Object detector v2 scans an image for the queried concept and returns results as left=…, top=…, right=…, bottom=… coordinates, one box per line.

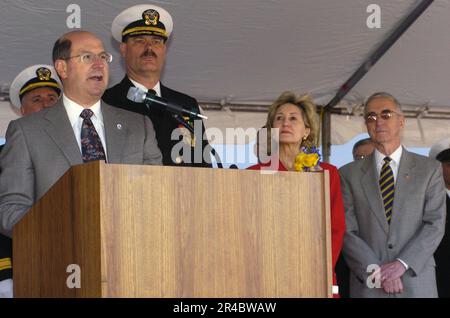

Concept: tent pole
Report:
left=321, top=109, right=331, bottom=163
left=321, top=0, right=433, bottom=162
left=324, top=0, right=433, bottom=111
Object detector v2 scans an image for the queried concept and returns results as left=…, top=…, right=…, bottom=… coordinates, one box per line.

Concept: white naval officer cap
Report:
left=9, top=64, right=62, bottom=109
left=429, top=137, right=450, bottom=162
left=111, top=4, right=173, bottom=43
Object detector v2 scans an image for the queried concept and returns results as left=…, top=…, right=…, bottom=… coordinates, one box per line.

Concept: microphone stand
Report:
left=171, top=114, right=223, bottom=169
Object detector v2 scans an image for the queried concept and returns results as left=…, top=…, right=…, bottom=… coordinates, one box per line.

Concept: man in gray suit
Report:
left=0, top=30, right=162, bottom=238
left=340, top=92, right=446, bottom=297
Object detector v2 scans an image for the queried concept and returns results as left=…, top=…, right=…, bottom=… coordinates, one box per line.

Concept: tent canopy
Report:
left=1, top=0, right=449, bottom=146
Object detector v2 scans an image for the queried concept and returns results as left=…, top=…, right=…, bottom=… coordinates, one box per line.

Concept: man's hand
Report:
left=380, top=260, right=407, bottom=282
left=381, top=277, right=404, bottom=294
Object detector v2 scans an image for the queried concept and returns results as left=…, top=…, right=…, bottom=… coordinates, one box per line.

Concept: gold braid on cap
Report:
left=122, top=26, right=168, bottom=38
left=19, top=82, right=60, bottom=96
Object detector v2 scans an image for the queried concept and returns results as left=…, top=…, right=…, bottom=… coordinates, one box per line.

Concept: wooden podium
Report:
left=13, top=162, right=332, bottom=298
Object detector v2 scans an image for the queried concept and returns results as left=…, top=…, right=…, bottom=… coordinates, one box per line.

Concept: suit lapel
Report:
left=43, top=101, right=83, bottom=166
left=122, top=77, right=135, bottom=94
left=160, top=83, right=168, bottom=98
left=390, top=148, right=416, bottom=229
left=102, top=103, right=126, bottom=163
left=361, top=154, right=389, bottom=234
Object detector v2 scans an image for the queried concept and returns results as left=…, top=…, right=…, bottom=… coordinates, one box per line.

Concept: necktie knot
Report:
left=383, top=157, right=392, bottom=164
left=80, top=109, right=94, bottom=120
left=148, top=89, right=157, bottom=96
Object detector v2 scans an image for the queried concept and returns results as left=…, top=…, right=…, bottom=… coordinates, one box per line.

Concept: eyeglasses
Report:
left=65, top=52, right=113, bottom=64
left=365, top=109, right=401, bottom=123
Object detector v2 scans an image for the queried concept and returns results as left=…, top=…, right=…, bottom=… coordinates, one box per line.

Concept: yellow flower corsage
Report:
left=294, top=147, right=321, bottom=172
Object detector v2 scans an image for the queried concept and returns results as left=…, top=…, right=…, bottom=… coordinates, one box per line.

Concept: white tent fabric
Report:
left=1, top=0, right=449, bottom=146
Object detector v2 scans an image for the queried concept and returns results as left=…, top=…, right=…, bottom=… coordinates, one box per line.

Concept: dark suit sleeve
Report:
left=0, top=120, right=35, bottom=237
left=196, top=103, right=214, bottom=167
left=0, top=234, right=12, bottom=281
left=161, top=86, right=213, bottom=167
left=175, top=99, right=213, bottom=167
left=397, top=163, right=446, bottom=275
left=194, top=116, right=214, bottom=167
left=435, top=196, right=450, bottom=297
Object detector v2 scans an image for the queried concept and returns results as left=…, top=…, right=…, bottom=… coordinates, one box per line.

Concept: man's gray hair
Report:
left=364, top=92, right=403, bottom=115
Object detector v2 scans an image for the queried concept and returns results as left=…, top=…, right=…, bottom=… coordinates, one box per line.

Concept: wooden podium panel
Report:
left=14, top=162, right=332, bottom=297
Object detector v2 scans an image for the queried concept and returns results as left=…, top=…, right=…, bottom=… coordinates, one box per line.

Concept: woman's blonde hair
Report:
left=264, top=91, right=319, bottom=155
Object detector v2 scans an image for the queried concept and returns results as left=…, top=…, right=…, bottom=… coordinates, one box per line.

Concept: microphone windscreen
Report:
left=127, top=87, right=146, bottom=103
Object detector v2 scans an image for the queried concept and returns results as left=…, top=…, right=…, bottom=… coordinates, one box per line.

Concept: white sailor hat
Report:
left=9, top=64, right=62, bottom=109
left=429, top=137, right=450, bottom=162
left=111, top=4, right=173, bottom=43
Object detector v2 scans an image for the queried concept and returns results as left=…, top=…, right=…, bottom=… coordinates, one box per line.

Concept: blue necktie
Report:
left=80, top=109, right=106, bottom=163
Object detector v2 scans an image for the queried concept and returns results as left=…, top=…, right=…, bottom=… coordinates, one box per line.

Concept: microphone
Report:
left=127, top=87, right=207, bottom=120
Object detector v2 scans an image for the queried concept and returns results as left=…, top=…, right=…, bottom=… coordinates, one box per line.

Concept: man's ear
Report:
left=54, top=60, right=68, bottom=80
left=119, top=42, right=127, bottom=58
left=399, top=115, right=406, bottom=129
left=20, top=106, right=26, bottom=116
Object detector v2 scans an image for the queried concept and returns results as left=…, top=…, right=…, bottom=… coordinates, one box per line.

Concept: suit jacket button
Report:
left=388, top=244, right=394, bottom=249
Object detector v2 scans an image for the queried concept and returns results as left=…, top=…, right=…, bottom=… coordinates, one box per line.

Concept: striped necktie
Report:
left=80, top=109, right=106, bottom=163
left=379, top=157, right=394, bottom=224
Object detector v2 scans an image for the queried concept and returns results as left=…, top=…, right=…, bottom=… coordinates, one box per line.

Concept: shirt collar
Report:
left=374, top=145, right=403, bottom=167
left=63, top=94, right=103, bottom=126
left=446, top=188, right=450, bottom=198
left=128, top=78, right=161, bottom=97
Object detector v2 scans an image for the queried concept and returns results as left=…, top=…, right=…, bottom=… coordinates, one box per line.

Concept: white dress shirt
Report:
left=129, top=79, right=162, bottom=97
left=446, top=188, right=450, bottom=198
left=374, top=146, right=409, bottom=270
left=63, top=94, right=108, bottom=160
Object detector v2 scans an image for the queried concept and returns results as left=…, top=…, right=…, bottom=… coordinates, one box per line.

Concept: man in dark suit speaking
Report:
left=0, top=30, right=162, bottom=238
left=103, top=4, right=212, bottom=167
